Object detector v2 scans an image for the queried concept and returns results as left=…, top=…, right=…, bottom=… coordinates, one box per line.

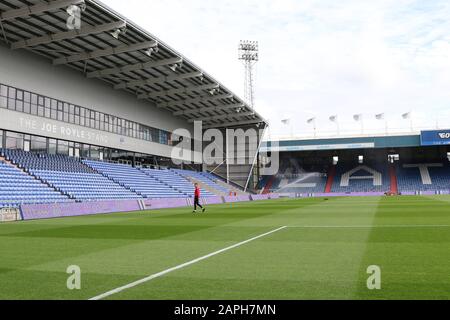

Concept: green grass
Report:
left=0, top=196, right=449, bottom=300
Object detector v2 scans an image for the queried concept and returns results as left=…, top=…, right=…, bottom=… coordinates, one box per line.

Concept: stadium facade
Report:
left=259, top=130, right=450, bottom=196
left=0, top=0, right=269, bottom=219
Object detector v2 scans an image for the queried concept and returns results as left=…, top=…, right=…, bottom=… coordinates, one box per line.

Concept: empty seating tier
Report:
left=331, top=164, right=390, bottom=193
left=397, top=163, right=450, bottom=192
left=31, top=171, right=141, bottom=201
left=3, top=149, right=140, bottom=202
left=0, top=149, right=243, bottom=207
left=84, top=160, right=186, bottom=199
left=271, top=173, right=328, bottom=194
left=3, top=149, right=94, bottom=173
left=172, top=169, right=230, bottom=194
left=0, top=160, right=71, bottom=207
left=142, top=168, right=215, bottom=197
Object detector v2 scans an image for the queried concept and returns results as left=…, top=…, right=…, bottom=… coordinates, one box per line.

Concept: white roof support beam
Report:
left=159, top=93, right=233, bottom=109
left=174, top=103, right=245, bottom=116
left=188, top=111, right=255, bottom=123
left=11, top=20, right=126, bottom=50
left=0, top=0, right=85, bottom=21
left=88, top=56, right=182, bottom=79
left=116, top=70, right=202, bottom=90
left=203, top=119, right=264, bottom=130
left=53, top=40, right=158, bottom=65
left=138, top=83, right=219, bottom=100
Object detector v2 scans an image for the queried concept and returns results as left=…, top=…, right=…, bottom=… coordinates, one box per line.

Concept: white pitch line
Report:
left=89, top=226, right=287, bottom=301
left=287, top=225, right=450, bottom=229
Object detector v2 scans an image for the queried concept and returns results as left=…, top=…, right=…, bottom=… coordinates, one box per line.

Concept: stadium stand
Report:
left=3, top=149, right=140, bottom=201
left=397, top=163, right=450, bottom=192
left=271, top=173, right=328, bottom=194
left=0, top=153, right=71, bottom=207
left=172, top=169, right=231, bottom=195
left=261, top=157, right=329, bottom=194
left=263, top=159, right=393, bottom=194
left=141, top=168, right=215, bottom=197
left=0, top=148, right=237, bottom=206
left=331, top=163, right=390, bottom=193
left=84, top=160, right=190, bottom=198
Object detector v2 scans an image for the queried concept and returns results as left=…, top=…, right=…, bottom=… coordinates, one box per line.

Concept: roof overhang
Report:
left=0, top=0, right=267, bottom=129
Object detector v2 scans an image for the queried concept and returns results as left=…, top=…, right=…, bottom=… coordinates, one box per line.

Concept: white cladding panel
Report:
left=0, top=109, right=201, bottom=163
left=0, top=43, right=192, bottom=134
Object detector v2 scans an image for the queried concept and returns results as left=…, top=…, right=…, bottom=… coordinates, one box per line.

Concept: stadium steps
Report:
left=3, top=157, right=71, bottom=199
left=325, top=165, right=336, bottom=193
left=389, top=164, right=399, bottom=194
left=262, top=176, right=275, bottom=194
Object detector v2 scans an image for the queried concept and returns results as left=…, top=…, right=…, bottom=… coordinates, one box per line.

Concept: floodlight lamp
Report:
left=388, top=154, right=400, bottom=163
left=110, top=29, right=121, bottom=39
left=333, top=156, right=339, bottom=165
left=169, top=64, right=178, bottom=72
left=144, top=48, right=154, bottom=57
left=110, top=26, right=126, bottom=39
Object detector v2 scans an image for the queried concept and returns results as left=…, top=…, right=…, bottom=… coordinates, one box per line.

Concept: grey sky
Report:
left=103, top=0, right=450, bottom=138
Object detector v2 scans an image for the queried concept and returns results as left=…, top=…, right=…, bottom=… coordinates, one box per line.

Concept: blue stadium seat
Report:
left=0, top=158, right=72, bottom=208
left=331, top=163, right=390, bottom=193
left=142, top=168, right=215, bottom=197
left=0, top=149, right=237, bottom=206
left=397, top=163, right=450, bottom=192
left=172, top=169, right=230, bottom=195
left=83, top=161, right=188, bottom=199
left=271, top=173, right=328, bottom=194
left=2, top=149, right=140, bottom=202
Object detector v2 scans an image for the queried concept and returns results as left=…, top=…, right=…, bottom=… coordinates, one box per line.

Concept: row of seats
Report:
left=172, top=169, right=230, bottom=194
left=397, top=163, right=450, bottom=192
left=0, top=149, right=241, bottom=207
left=30, top=170, right=141, bottom=201
left=4, top=149, right=141, bottom=202
left=264, top=162, right=450, bottom=194
left=83, top=160, right=187, bottom=199
left=331, top=164, right=390, bottom=193
left=265, top=163, right=389, bottom=194
left=272, top=173, right=328, bottom=194
left=0, top=161, right=72, bottom=207
left=3, top=149, right=93, bottom=173
left=142, top=168, right=214, bottom=197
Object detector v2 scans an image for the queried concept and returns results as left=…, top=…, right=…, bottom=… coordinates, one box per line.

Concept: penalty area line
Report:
left=88, top=226, right=287, bottom=301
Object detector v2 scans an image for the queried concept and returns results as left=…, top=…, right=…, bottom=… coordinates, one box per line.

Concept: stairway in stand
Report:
left=389, top=164, right=399, bottom=194
left=324, top=165, right=336, bottom=193
left=262, top=176, right=275, bottom=194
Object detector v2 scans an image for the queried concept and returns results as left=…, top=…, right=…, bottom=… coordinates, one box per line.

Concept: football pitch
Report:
left=0, top=196, right=449, bottom=300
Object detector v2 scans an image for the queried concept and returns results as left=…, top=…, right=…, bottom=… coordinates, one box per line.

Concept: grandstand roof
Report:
left=0, top=0, right=266, bottom=129
left=261, top=133, right=423, bottom=152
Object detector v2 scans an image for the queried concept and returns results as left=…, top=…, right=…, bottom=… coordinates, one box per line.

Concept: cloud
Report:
left=103, top=0, right=450, bottom=138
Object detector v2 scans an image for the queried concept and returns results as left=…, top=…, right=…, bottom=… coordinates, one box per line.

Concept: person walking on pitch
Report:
left=193, top=183, right=206, bottom=213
